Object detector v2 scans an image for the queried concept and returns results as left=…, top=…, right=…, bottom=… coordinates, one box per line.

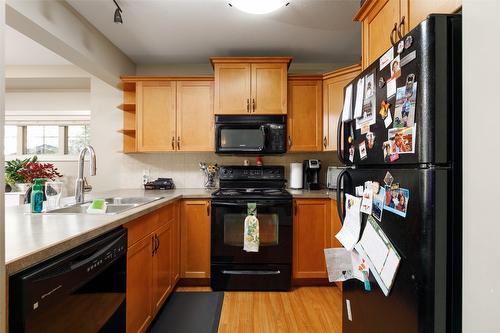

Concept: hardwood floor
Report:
left=176, top=286, right=343, bottom=333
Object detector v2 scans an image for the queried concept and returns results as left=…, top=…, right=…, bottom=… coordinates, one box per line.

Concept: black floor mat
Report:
left=149, top=292, right=224, bottom=333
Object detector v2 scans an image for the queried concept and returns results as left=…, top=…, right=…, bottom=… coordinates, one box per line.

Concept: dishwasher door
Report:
left=9, top=228, right=127, bottom=333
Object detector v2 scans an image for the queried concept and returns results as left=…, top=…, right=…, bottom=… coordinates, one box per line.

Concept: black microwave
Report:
left=215, top=115, right=287, bottom=154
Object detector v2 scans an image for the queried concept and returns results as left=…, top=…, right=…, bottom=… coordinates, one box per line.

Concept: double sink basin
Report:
left=45, top=196, right=164, bottom=215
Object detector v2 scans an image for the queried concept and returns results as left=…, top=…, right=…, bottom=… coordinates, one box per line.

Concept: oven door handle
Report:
left=211, top=201, right=289, bottom=207
left=221, top=270, right=281, bottom=275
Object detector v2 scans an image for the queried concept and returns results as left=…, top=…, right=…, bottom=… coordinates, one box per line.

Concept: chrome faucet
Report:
left=75, top=145, right=97, bottom=204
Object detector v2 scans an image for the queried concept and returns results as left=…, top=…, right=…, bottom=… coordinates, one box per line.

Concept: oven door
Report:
left=211, top=199, right=292, bottom=264
left=215, top=124, right=267, bottom=153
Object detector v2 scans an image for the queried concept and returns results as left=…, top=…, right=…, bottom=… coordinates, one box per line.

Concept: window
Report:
left=67, top=125, right=90, bottom=155
left=4, top=125, right=18, bottom=155
left=26, top=125, right=60, bottom=154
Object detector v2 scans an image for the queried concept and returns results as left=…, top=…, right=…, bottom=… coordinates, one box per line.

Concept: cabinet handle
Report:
left=152, top=235, right=155, bottom=256
left=177, top=136, right=181, bottom=150
left=294, top=201, right=297, bottom=216
left=171, top=136, right=175, bottom=150
left=397, top=16, right=405, bottom=40
left=288, top=135, right=292, bottom=148
left=390, top=22, right=398, bottom=46
left=156, top=234, right=160, bottom=251
left=246, top=99, right=250, bottom=113
left=323, top=136, right=328, bottom=148
left=206, top=202, right=210, bottom=216
left=252, top=99, right=256, bottom=113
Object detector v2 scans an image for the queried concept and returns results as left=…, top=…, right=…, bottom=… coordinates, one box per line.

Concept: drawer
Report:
left=156, top=202, right=177, bottom=229
left=125, top=212, right=159, bottom=247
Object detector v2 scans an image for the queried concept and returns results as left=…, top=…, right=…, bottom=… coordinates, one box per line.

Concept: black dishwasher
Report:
left=9, top=228, right=127, bottom=333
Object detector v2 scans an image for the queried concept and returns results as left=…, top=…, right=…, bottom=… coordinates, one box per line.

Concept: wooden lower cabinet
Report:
left=125, top=203, right=180, bottom=333
left=126, top=235, right=154, bottom=333
left=180, top=200, right=211, bottom=278
left=293, top=199, right=331, bottom=279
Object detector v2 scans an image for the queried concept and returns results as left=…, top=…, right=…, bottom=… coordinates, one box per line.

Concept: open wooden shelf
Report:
left=118, top=129, right=136, bottom=134
left=119, top=103, right=136, bottom=112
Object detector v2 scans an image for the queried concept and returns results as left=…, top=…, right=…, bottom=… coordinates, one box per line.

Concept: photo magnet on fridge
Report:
left=383, top=172, right=394, bottom=186
left=364, top=72, right=375, bottom=98
left=349, top=145, right=355, bottom=163
left=356, top=95, right=376, bottom=130
left=366, top=132, right=376, bottom=149
left=394, top=83, right=417, bottom=128
left=372, top=186, right=386, bottom=222
left=387, top=126, right=416, bottom=154
left=379, top=100, right=390, bottom=119
left=359, top=141, right=368, bottom=160
left=360, top=187, right=373, bottom=215
left=384, top=186, right=410, bottom=218
left=390, top=56, right=401, bottom=80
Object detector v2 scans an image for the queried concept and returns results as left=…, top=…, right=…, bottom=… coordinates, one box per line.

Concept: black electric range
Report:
left=210, top=166, right=292, bottom=291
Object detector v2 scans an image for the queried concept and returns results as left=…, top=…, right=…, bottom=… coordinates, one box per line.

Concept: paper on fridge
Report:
left=342, top=84, right=354, bottom=122
left=355, top=216, right=401, bottom=296
left=335, top=194, right=362, bottom=250
left=353, top=78, right=365, bottom=118
left=324, top=248, right=367, bottom=283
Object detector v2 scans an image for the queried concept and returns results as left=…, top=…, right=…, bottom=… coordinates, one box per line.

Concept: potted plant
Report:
left=19, top=161, right=63, bottom=204
left=4, top=156, right=38, bottom=192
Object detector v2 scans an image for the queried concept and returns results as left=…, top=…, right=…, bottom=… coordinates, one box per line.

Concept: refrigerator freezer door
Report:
left=339, top=15, right=461, bottom=166
left=340, top=167, right=452, bottom=333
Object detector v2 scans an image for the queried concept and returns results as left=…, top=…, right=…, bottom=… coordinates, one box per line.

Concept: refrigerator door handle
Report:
left=337, top=114, right=349, bottom=165
left=336, top=168, right=350, bottom=224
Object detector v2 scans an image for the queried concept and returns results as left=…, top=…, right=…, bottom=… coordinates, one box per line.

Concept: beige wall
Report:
left=462, top=1, right=500, bottom=331
left=0, top=1, right=6, bottom=330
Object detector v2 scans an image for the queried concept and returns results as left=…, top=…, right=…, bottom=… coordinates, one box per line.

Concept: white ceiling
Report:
left=67, top=0, right=361, bottom=65
left=5, top=26, right=71, bottom=65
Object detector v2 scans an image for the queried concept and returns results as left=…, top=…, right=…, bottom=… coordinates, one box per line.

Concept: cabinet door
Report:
left=406, top=0, right=461, bottom=30
left=251, top=63, right=288, bottom=114
left=136, top=81, right=176, bottom=152
left=214, top=63, right=251, bottom=114
left=176, top=81, right=214, bottom=151
left=323, top=66, right=361, bottom=151
left=152, top=221, right=173, bottom=313
left=172, top=205, right=180, bottom=284
left=180, top=200, right=211, bottom=278
left=126, top=235, right=154, bottom=333
left=362, top=0, right=401, bottom=68
left=293, top=199, right=331, bottom=279
left=287, top=79, right=323, bottom=151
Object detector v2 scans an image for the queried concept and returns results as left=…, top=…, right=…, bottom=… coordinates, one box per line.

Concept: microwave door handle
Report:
left=258, top=125, right=266, bottom=151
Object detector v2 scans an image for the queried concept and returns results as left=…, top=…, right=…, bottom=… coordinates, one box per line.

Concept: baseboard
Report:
left=178, top=278, right=211, bottom=286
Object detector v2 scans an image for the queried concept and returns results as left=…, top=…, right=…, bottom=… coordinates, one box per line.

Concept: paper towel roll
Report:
left=290, top=163, right=303, bottom=189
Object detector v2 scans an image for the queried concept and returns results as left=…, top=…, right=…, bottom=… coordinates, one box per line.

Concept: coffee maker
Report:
left=303, top=159, right=321, bottom=190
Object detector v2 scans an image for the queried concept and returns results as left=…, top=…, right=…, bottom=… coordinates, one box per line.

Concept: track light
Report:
left=113, top=0, right=123, bottom=24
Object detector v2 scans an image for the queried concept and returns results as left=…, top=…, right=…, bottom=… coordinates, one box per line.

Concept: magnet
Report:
left=372, top=181, right=380, bottom=194
left=389, top=153, right=400, bottom=162
left=397, top=40, right=405, bottom=54
left=379, top=100, right=391, bottom=119
left=390, top=183, right=400, bottom=190
left=348, top=136, right=353, bottom=144
left=348, top=145, right=355, bottom=163
left=384, top=172, right=394, bottom=186
left=366, top=132, right=376, bottom=149
left=378, top=76, right=386, bottom=88
left=405, top=74, right=415, bottom=97
left=359, top=141, right=368, bottom=160
left=404, top=35, right=413, bottom=49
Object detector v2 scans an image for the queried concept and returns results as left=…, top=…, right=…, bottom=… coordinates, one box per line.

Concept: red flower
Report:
left=19, top=162, right=63, bottom=184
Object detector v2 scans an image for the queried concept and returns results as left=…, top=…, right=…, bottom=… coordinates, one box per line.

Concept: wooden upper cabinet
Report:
left=180, top=200, right=211, bottom=278
left=293, top=199, right=331, bottom=279
left=136, top=81, right=176, bottom=152
left=323, top=64, right=362, bottom=152
left=214, top=63, right=251, bottom=114
left=287, top=77, right=323, bottom=152
left=407, top=0, right=462, bottom=30
left=212, top=57, right=292, bottom=115
left=176, top=80, right=214, bottom=151
left=355, top=0, right=462, bottom=69
left=251, top=63, right=288, bottom=114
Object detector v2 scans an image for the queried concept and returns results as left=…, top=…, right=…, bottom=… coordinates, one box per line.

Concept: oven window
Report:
left=223, top=213, right=279, bottom=247
left=220, top=128, right=264, bottom=150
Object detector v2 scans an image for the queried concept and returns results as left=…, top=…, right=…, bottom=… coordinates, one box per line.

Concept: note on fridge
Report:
left=353, top=78, right=365, bottom=118
left=324, top=248, right=367, bottom=283
left=335, top=194, right=362, bottom=251
left=355, top=216, right=401, bottom=296
left=342, top=84, right=354, bottom=122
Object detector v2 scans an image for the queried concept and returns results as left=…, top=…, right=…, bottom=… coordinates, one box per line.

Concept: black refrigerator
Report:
left=336, top=15, right=462, bottom=333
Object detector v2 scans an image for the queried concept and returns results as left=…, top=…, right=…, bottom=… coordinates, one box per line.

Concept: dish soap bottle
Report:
left=31, top=178, right=44, bottom=213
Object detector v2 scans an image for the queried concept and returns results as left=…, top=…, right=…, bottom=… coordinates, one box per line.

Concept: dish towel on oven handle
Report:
left=244, top=203, right=260, bottom=252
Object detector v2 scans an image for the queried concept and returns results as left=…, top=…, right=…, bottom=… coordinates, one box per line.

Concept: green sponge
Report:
left=86, top=199, right=107, bottom=214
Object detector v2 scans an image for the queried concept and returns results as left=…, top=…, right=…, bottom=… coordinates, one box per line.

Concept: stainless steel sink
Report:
left=45, top=196, right=163, bottom=215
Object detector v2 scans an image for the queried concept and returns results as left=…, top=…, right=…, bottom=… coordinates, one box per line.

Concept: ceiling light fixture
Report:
left=228, top=0, right=290, bottom=15
left=113, top=0, right=123, bottom=24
